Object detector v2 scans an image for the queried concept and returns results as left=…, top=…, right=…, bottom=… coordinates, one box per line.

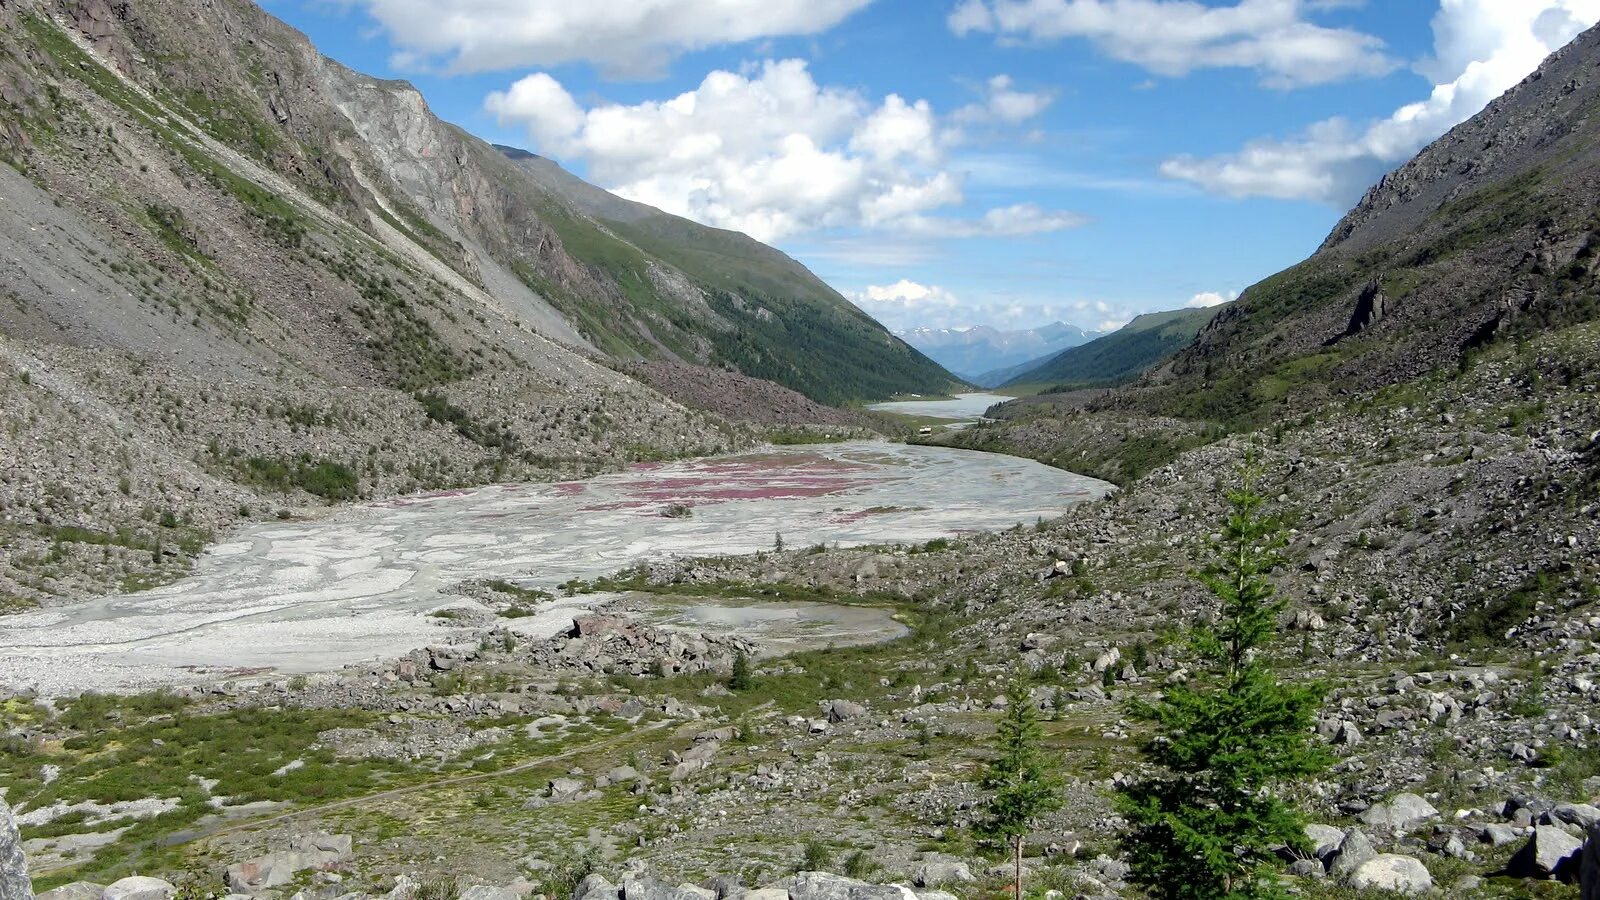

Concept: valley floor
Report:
left=5, top=321, right=1600, bottom=900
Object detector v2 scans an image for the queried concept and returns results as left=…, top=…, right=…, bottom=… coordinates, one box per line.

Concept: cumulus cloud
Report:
left=342, top=0, right=874, bottom=75
left=851, top=283, right=1137, bottom=332
left=1161, top=0, right=1600, bottom=203
left=952, top=75, right=1055, bottom=125
left=487, top=60, right=1083, bottom=242
left=948, top=0, right=1394, bottom=89
left=1186, top=289, right=1237, bottom=308
left=897, top=203, right=1090, bottom=237
left=850, top=280, right=963, bottom=329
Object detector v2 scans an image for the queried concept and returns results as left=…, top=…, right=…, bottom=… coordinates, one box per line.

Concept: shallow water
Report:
left=4, top=441, right=1110, bottom=695
left=865, top=392, right=1010, bottom=420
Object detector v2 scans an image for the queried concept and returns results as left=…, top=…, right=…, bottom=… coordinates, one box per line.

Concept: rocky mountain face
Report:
left=896, top=322, right=1094, bottom=384
left=0, top=0, right=951, bottom=607
left=946, top=22, right=1600, bottom=481
left=1122, top=22, right=1600, bottom=426
left=0, top=798, right=27, bottom=900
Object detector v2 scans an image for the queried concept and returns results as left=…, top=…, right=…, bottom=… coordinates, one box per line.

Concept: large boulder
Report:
left=573, top=874, right=619, bottom=900
left=1347, top=855, right=1433, bottom=896
left=910, top=860, right=973, bottom=888
left=1508, top=825, right=1583, bottom=881
left=1581, top=822, right=1599, bottom=900
left=225, top=833, right=353, bottom=894
left=459, top=886, right=527, bottom=900
left=826, top=701, right=867, bottom=723
left=1358, top=793, right=1439, bottom=831
left=788, top=873, right=908, bottom=900
left=1328, top=828, right=1377, bottom=878
left=35, top=885, right=104, bottom=900
left=620, top=873, right=711, bottom=900
left=1550, top=803, right=1600, bottom=830
left=1, top=799, right=29, bottom=900
left=1304, top=824, right=1345, bottom=860
left=101, top=877, right=176, bottom=900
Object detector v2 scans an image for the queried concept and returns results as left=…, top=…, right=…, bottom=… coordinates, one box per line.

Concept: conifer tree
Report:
left=977, top=676, right=1062, bottom=900
left=1116, top=467, right=1330, bottom=900
left=728, top=650, right=753, bottom=691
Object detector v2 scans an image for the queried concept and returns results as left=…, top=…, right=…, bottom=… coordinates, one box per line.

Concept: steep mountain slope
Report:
left=936, top=23, right=1600, bottom=484
left=895, top=321, right=1094, bottom=383
left=1121, top=24, right=1600, bottom=426
left=0, top=0, right=941, bottom=607
left=496, top=147, right=956, bottom=404
left=997, top=305, right=1224, bottom=389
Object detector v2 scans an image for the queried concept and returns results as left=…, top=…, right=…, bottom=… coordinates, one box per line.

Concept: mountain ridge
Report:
left=0, top=0, right=947, bottom=605
left=896, top=321, right=1095, bottom=383
left=996, top=305, right=1225, bottom=390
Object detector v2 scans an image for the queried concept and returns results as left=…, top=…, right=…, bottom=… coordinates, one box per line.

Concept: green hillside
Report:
left=1004, top=305, right=1225, bottom=391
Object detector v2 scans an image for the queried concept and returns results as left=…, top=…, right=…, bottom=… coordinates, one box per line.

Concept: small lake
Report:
left=0, top=441, right=1111, bottom=695
left=866, top=392, right=1011, bottom=420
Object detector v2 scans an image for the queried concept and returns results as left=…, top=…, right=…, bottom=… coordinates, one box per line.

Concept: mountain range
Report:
left=992, top=304, right=1227, bottom=390
left=894, top=322, right=1095, bottom=384
left=0, top=0, right=957, bottom=604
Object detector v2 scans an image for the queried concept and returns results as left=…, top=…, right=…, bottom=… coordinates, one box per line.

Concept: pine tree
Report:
left=976, top=676, right=1062, bottom=900
left=1116, top=467, right=1330, bottom=900
left=728, top=650, right=753, bottom=691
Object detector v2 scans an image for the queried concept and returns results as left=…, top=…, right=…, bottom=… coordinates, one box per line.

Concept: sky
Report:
left=263, top=0, right=1600, bottom=334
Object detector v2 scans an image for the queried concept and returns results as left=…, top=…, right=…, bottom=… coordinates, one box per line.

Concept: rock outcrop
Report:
left=0, top=799, right=30, bottom=900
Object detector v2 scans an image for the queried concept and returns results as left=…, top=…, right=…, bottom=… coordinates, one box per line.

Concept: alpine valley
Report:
left=1, top=3, right=1599, bottom=900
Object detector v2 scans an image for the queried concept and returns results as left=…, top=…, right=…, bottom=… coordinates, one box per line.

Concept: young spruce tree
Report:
left=977, top=676, right=1062, bottom=900
left=728, top=650, right=753, bottom=692
left=1116, top=467, right=1330, bottom=900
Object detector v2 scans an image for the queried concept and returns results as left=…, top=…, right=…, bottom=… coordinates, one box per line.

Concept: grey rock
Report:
left=788, top=873, right=907, bottom=900
left=739, top=891, right=786, bottom=900
left=1507, top=825, right=1583, bottom=881
left=459, top=888, right=521, bottom=900
left=1287, top=859, right=1324, bottom=879
left=621, top=873, right=703, bottom=900
left=1550, top=803, right=1600, bottom=829
left=1480, top=824, right=1521, bottom=846
left=1582, top=822, right=1599, bottom=900
left=1358, top=793, right=1439, bottom=831
left=910, top=860, right=973, bottom=888
left=1347, top=855, right=1433, bottom=895
left=35, top=884, right=104, bottom=900
left=102, top=878, right=177, bottom=900
left=573, top=875, right=619, bottom=900
left=1304, top=824, right=1345, bottom=859
left=549, top=778, right=586, bottom=798
left=1329, top=829, right=1377, bottom=878
left=0, top=799, right=29, bottom=900
left=226, top=834, right=353, bottom=894
left=700, top=876, right=742, bottom=900
left=826, top=701, right=867, bottom=723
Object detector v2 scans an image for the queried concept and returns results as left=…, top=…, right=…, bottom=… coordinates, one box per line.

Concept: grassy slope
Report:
left=1002, top=305, right=1225, bottom=391
left=498, top=151, right=958, bottom=406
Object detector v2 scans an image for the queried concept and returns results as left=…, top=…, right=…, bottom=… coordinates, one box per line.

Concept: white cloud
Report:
left=850, top=282, right=1197, bottom=332
left=1186, top=289, right=1237, bottom=308
left=343, top=0, right=874, bottom=75
left=949, top=0, right=1394, bottom=89
left=1162, top=0, right=1600, bottom=203
left=897, top=203, right=1090, bottom=238
left=850, top=280, right=963, bottom=329
left=952, top=75, right=1055, bottom=125
left=488, top=60, right=1083, bottom=242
